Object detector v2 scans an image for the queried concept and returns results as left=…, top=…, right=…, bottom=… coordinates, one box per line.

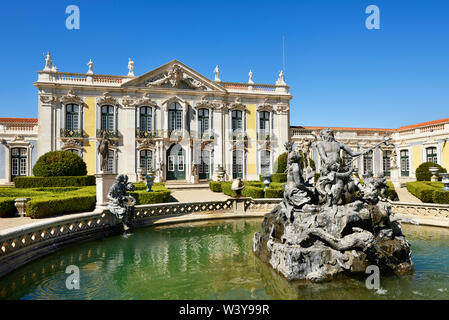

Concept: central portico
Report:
left=35, top=57, right=292, bottom=182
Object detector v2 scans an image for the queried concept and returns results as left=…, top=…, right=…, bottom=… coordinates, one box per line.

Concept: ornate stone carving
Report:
left=228, top=97, right=246, bottom=111
left=120, top=95, right=136, bottom=108
left=137, top=139, right=156, bottom=150
left=145, top=64, right=207, bottom=90
left=61, top=138, right=81, bottom=150
left=60, top=90, right=83, bottom=105
left=274, top=102, right=289, bottom=114
left=128, top=58, right=135, bottom=76
left=257, top=97, right=273, bottom=112
left=134, top=92, right=157, bottom=107
left=253, top=132, right=414, bottom=283
left=97, top=92, right=118, bottom=106
left=39, top=95, right=58, bottom=104
left=107, top=174, right=135, bottom=231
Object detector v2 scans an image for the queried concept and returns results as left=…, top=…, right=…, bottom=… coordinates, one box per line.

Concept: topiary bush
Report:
left=26, top=195, right=96, bottom=219
left=272, top=173, right=287, bottom=183
left=33, top=151, right=87, bottom=177
left=433, top=190, right=449, bottom=204
left=406, top=181, right=442, bottom=203
left=275, top=152, right=288, bottom=173
left=14, top=176, right=95, bottom=188
left=209, top=181, right=222, bottom=192
left=0, top=198, right=17, bottom=217
left=265, top=188, right=283, bottom=198
left=415, top=162, right=447, bottom=181
left=242, top=186, right=265, bottom=198
left=129, top=190, right=171, bottom=205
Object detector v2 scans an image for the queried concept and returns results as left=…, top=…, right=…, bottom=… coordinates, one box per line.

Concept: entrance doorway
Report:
left=199, top=150, right=210, bottom=180
left=166, top=144, right=186, bottom=180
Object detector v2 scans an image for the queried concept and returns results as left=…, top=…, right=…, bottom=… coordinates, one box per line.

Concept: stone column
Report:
left=94, top=173, right=116, bottom=212
left=38, top=96, right=57, bottom=157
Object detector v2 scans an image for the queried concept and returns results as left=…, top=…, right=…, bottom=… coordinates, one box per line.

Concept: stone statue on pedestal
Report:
left=98, top=131, right=111, bottom=172
left=253, top=129, right=413, bottom=283
left=107, top=174, right=136, bottom=231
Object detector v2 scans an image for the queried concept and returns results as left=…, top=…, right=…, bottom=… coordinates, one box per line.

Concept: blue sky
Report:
left=0, top=0, right=448, bottom=128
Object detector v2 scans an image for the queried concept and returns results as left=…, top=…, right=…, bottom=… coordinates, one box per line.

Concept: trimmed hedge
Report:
left=272, top=173, right=287, bottom=183
left=242, top=186, right=265, bottom=198
left=416, top=162, right=447, bottom=181
left=406, top=181, right=443, bottom=203
left=26, top=195, right=96, bottom=219
left=385, top=181, right=399, bottom=201
left=209, top=181, right=222, bottom=192
left=433, top=190, right=449, bottom=204
left=129, top=190, right=171, bottom=205
left=132, top=182, right=165, bottom=191
left=14, top=176, right=95, bottom=188
left=0, top=198, right=16, bottom=217
left=265, top=188, right=283, bottom=198
left=276, top=153, right=288, bottom=173
left=33, top=151, right=87, bottom=177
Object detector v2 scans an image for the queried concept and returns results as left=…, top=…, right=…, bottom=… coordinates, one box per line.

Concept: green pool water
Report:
left=1, top=218, right=449, bottom=300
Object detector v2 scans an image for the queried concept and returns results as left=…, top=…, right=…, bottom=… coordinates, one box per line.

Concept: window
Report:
left=65, top=104, right=79, bottom=131
left=260, top=150, right=271, bottom=175
left=168, top=155, right=174, bottom=171
left=233, top=150, right=244, bottom=178
left=198, top=108, right=209, bottom=134
left=106, top=150, right=115, bottom=172
left=232, top=110, right=243, bottom=132
left=259, top=111, right=270, bottom=132
left=178, top=154, right=184, bottom=171
left=169, top=102, right=183, bottom=131
left=383, top=150, right=391, bottom=176
left=11, top=148, right=27, bottom=178
left=400, top=150, right=409, bottom=176
left=426, top=147, right=437, bottom=164
left=140, top=150, right=153, bottom=173
left=363, top=150, right=373, bottom=175
left=200, top=150, right=210, bottom=174
left=140, top=107, right=153, bottom=132
left=101, top=106, right=115, bottom=131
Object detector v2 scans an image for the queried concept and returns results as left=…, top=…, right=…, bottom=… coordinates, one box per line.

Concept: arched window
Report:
left=65, top=104, right=79, bottom=131
left=232, top=110, right=243, bottom=132
left=259, top=111, right=270, bottom=132
left=233, top=150, right=244, bottom=178
left=101, top=105, right=114, bottom=131
left=140, top=150, right=153, bottom=173
left=169, top=102, right=183, bottom=131
left=400, top=150, right=409, bottom=176
left=363, top=150, right=373, bottom=175
left=260, top=150, right=271, bottom=175
left=11, top=148, right=27, bottom=179
left=383, top=150, right=391, bottom=176
left=140, top=107, right=153, bottom=132
left=198, top=108, right=209, bottom=134
left=426, top=147, right=437, bottom=164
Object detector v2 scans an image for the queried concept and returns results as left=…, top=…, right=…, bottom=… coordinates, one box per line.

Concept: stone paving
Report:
left=395, top=187, right=422, bottom=203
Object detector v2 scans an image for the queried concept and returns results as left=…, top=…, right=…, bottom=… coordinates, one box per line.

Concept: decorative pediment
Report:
left=40, top=95, right=58, bottom=104
left=60, top=90, right=83, bottom=105
left=121, top=93, right=157, bottom=108
left=121, top=60, right=226, bottom=92
left=257, top=98, right=273, bottom=112
left=97, top=92, right=118, bottom=106
left=195, top=95, right=220, bottom=109
left=137, top=139, right=156, bottom=150
left=228, top=97, right=246, bottom=111
left=161, top=96, right=187, bottom=111
left=61, top=138, right=82, bottom=150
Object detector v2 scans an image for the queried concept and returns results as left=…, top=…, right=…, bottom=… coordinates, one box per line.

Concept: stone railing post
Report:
left=94, top=173, right=116, bottom=212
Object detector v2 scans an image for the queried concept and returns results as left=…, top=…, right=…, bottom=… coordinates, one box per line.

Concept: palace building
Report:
left=34, top=55, right=291, bottom=183
left=0, top=54, right=448, bottom=185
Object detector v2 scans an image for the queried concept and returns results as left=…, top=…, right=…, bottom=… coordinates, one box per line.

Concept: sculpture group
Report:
left=253, top=128, right=414, bottom=282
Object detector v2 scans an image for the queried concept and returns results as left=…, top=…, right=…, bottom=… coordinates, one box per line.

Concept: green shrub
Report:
left=245, top=181, right=265, bottom=188
left=385, top=181, right=399, bottom=201
left=14, top=176, right=95, bottom=188
left=265, top=188, right=283, bottom=198
left=242, top=186, right=265, bottom=198
left=415, top=162, right=447, bottom=181
left=269, top=182, right=285, bottom=189
left=272, top=173, right=287, bottom=183
left=406, top=181, right=441, bottom=203
left=0, top=198, right=16, bottom=217
left=33, top=151, right=87, bottom=177
left=433, top=190, right=449, bottom=204
left=275, top=153, right=288, bottom=173
left=130, top=190, right=171, bottom=205
left=221, top=182, right=236, bottom=197
left=209, top=181, right=222, bottom=192
left=132, top=182, right=165, bottom=191
left=26, top=195, right=96, bottom=219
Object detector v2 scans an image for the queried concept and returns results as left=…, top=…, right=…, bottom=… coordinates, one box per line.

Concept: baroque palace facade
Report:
left=34, top=55, right=291, bottom=183
left=0, top=54, right=448, bottom=185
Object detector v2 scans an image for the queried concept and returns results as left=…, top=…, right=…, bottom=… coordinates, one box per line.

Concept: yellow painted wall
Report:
left=412, top=145, right=422, bottom=172
left=442, top=142, right=449, bottom=170
left=83, top=97, right=96, bottom=175
left=246, top=104, right=257, bottom=175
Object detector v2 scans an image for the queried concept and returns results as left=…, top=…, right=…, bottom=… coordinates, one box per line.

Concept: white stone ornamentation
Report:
left=128, top=58, right=135, bottom=76
left=87, top=59, right=94, bottom=75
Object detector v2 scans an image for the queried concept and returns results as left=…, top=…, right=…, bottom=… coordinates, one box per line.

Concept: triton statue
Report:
left=107, top=174, right=136, bottom=231
left=253, top=128, right=413, bottom=282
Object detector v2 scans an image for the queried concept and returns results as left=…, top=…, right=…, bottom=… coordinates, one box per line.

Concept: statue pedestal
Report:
left=390, top=166, right=401, bottom=190
left=94, top=173, right=116, bottom=212
left=230, top=197, right=251, bottom=214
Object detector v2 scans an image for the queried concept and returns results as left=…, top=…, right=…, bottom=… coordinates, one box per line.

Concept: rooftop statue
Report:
left=253, top=129, right=413, bottom=282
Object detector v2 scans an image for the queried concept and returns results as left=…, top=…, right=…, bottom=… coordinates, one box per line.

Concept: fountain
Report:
left=440, top=173, right=449, bottom=191
left=253, top=129, right=414, bottom=282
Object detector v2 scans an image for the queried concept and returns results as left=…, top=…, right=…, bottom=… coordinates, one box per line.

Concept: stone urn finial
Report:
left=231, top=177, right=245, bottom=197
